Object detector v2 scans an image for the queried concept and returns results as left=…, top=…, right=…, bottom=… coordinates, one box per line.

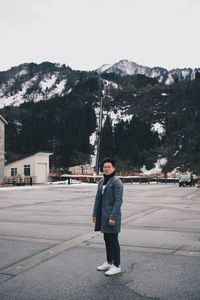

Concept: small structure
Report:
left=0, top=115, right=8, bottom=184
left=5, top=152, right=52, bottom=184
left=68, top=164, right=94, bottom=175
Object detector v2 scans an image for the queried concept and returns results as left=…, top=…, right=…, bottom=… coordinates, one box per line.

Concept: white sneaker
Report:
left=105, top=265, right=121, bottom=276
left=97, top=262, right=114, bottom=271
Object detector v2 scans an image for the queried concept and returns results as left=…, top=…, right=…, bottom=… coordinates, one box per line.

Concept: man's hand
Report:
left=92, top=217, right=96, bottom=223
left=108, top=218, right=115, bottom=226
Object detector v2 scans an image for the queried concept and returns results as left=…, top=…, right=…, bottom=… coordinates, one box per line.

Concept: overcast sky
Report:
left=0, top=0, right=199, bottom=72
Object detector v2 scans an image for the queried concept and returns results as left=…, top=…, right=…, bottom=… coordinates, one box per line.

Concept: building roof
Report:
left=5, top=152, right=53, bottom=166
left=0, top=114, right=8, bottom=125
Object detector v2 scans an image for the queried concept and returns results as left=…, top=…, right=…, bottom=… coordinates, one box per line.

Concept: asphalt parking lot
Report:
left=0, top=182, right=200, bottom=300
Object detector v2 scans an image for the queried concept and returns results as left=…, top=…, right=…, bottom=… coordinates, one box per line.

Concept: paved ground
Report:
left=0, top=182, right=200, bottom=299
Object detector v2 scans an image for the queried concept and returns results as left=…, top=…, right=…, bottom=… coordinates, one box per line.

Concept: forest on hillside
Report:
left=1, top=72, right=200, bottom=174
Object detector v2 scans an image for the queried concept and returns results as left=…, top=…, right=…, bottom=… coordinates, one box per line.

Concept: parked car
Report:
left=179, top=174, right=195, bottom=187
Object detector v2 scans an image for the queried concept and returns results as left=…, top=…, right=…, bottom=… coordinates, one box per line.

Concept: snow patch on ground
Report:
left=18, top=69, right=29, bottom=76
left=39, top=74, right=57, bottom=91
left=47, top=79, right=67, bottom=98
left=151, top=122, right=165, bottom=138
left=103, top=79, right=119, bottom=90
left=0, top=76, right=39, bottom=107
left=108, top=110, right=133, bottom=126
left=96, top=64, right=112, bottom=73
left=0, top=182, right=94, bottom=191
left=90, top=107, right=134, bottom=167
left=141, top=157, right=167, bottom=175
left=0, top=74, right=67, bottom=108
left=90, top=132, right=97, bottom=167
left=165, top=74, right=174, bottom=85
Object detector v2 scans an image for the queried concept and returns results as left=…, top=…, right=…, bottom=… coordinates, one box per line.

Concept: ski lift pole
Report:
left=95, top=92, right=103, bottom=174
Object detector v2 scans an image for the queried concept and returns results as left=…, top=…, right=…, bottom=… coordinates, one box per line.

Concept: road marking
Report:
left=173, top=250, right=200, bottom=257
left=0, top=231, right=98, bottom=277
left=81, top=242, right=200, bottom=257
left=0, top=235, right=62, bottom=244
left=122, top=206, right=161, bottom=224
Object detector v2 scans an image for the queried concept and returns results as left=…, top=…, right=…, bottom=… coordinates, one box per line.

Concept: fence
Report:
left=3, top=176, right=36, bottom=186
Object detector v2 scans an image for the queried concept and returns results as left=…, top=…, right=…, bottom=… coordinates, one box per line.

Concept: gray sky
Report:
left=0, top=0, right=200, bottom=71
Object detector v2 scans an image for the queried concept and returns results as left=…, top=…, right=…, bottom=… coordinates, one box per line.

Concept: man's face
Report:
left=103, top=162, right=115, bottom=175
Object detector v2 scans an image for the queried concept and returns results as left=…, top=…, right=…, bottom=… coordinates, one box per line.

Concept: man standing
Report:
left=92, top=158, right=123, bottom=276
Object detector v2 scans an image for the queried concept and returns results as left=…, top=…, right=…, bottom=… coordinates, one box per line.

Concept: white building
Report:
left=5, top=152, right=52, bottom=184
left=0, top=115, right=8, bottom=183
left=68, top=164, right=94, bottom=175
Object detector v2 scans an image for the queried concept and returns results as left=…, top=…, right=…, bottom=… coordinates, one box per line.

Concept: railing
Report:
left=49, top=175, right=181, bottom=185
left=3, top=176, right=36, bottom=186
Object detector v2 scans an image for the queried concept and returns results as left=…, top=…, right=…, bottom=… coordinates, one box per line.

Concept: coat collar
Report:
left=99, top=176, right=115, bottom=192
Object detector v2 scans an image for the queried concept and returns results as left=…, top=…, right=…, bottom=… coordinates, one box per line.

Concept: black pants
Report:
left=103, top=233, right=120, bottom=267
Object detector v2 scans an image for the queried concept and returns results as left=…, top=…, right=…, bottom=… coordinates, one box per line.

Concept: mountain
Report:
left=0, top=62, right=89, bottom=108
left=97, top=60, right=199, bottom=85
left=0, top=60, right=200, bottom=108
left=0, top=60, right=200, bottom=175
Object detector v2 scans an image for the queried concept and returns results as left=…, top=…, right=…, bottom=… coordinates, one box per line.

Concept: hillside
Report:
left=0, top=61, right=200, bottom=174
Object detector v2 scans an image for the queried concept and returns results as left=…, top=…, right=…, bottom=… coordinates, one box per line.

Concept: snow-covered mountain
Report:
left=0, top=62, right=82, bottom=108
left=0, top=60, right=200, bottom=108
left=96, top=60, right=199, bottom=85
left=1, top=59, right=200, bottom=175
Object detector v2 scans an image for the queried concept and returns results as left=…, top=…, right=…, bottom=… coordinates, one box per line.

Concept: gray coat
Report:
left=93, top=176, right=123, bottom=233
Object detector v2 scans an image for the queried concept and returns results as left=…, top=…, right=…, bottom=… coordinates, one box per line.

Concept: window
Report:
left=24, top=165, right=30, bottom=176
left=11, top=168, right=17, bottom=176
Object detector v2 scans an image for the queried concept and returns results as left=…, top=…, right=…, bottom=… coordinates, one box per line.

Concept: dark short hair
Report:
left=102, top=157, right=116, bottom=167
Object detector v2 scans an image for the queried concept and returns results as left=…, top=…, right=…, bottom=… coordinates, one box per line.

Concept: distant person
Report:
left=92, top=157, right=123, bottom=276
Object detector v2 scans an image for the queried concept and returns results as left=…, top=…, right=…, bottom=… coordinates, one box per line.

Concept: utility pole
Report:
left=49, top=136, right=59, bottom=170
left=95, top=92, right=103, bottom=174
